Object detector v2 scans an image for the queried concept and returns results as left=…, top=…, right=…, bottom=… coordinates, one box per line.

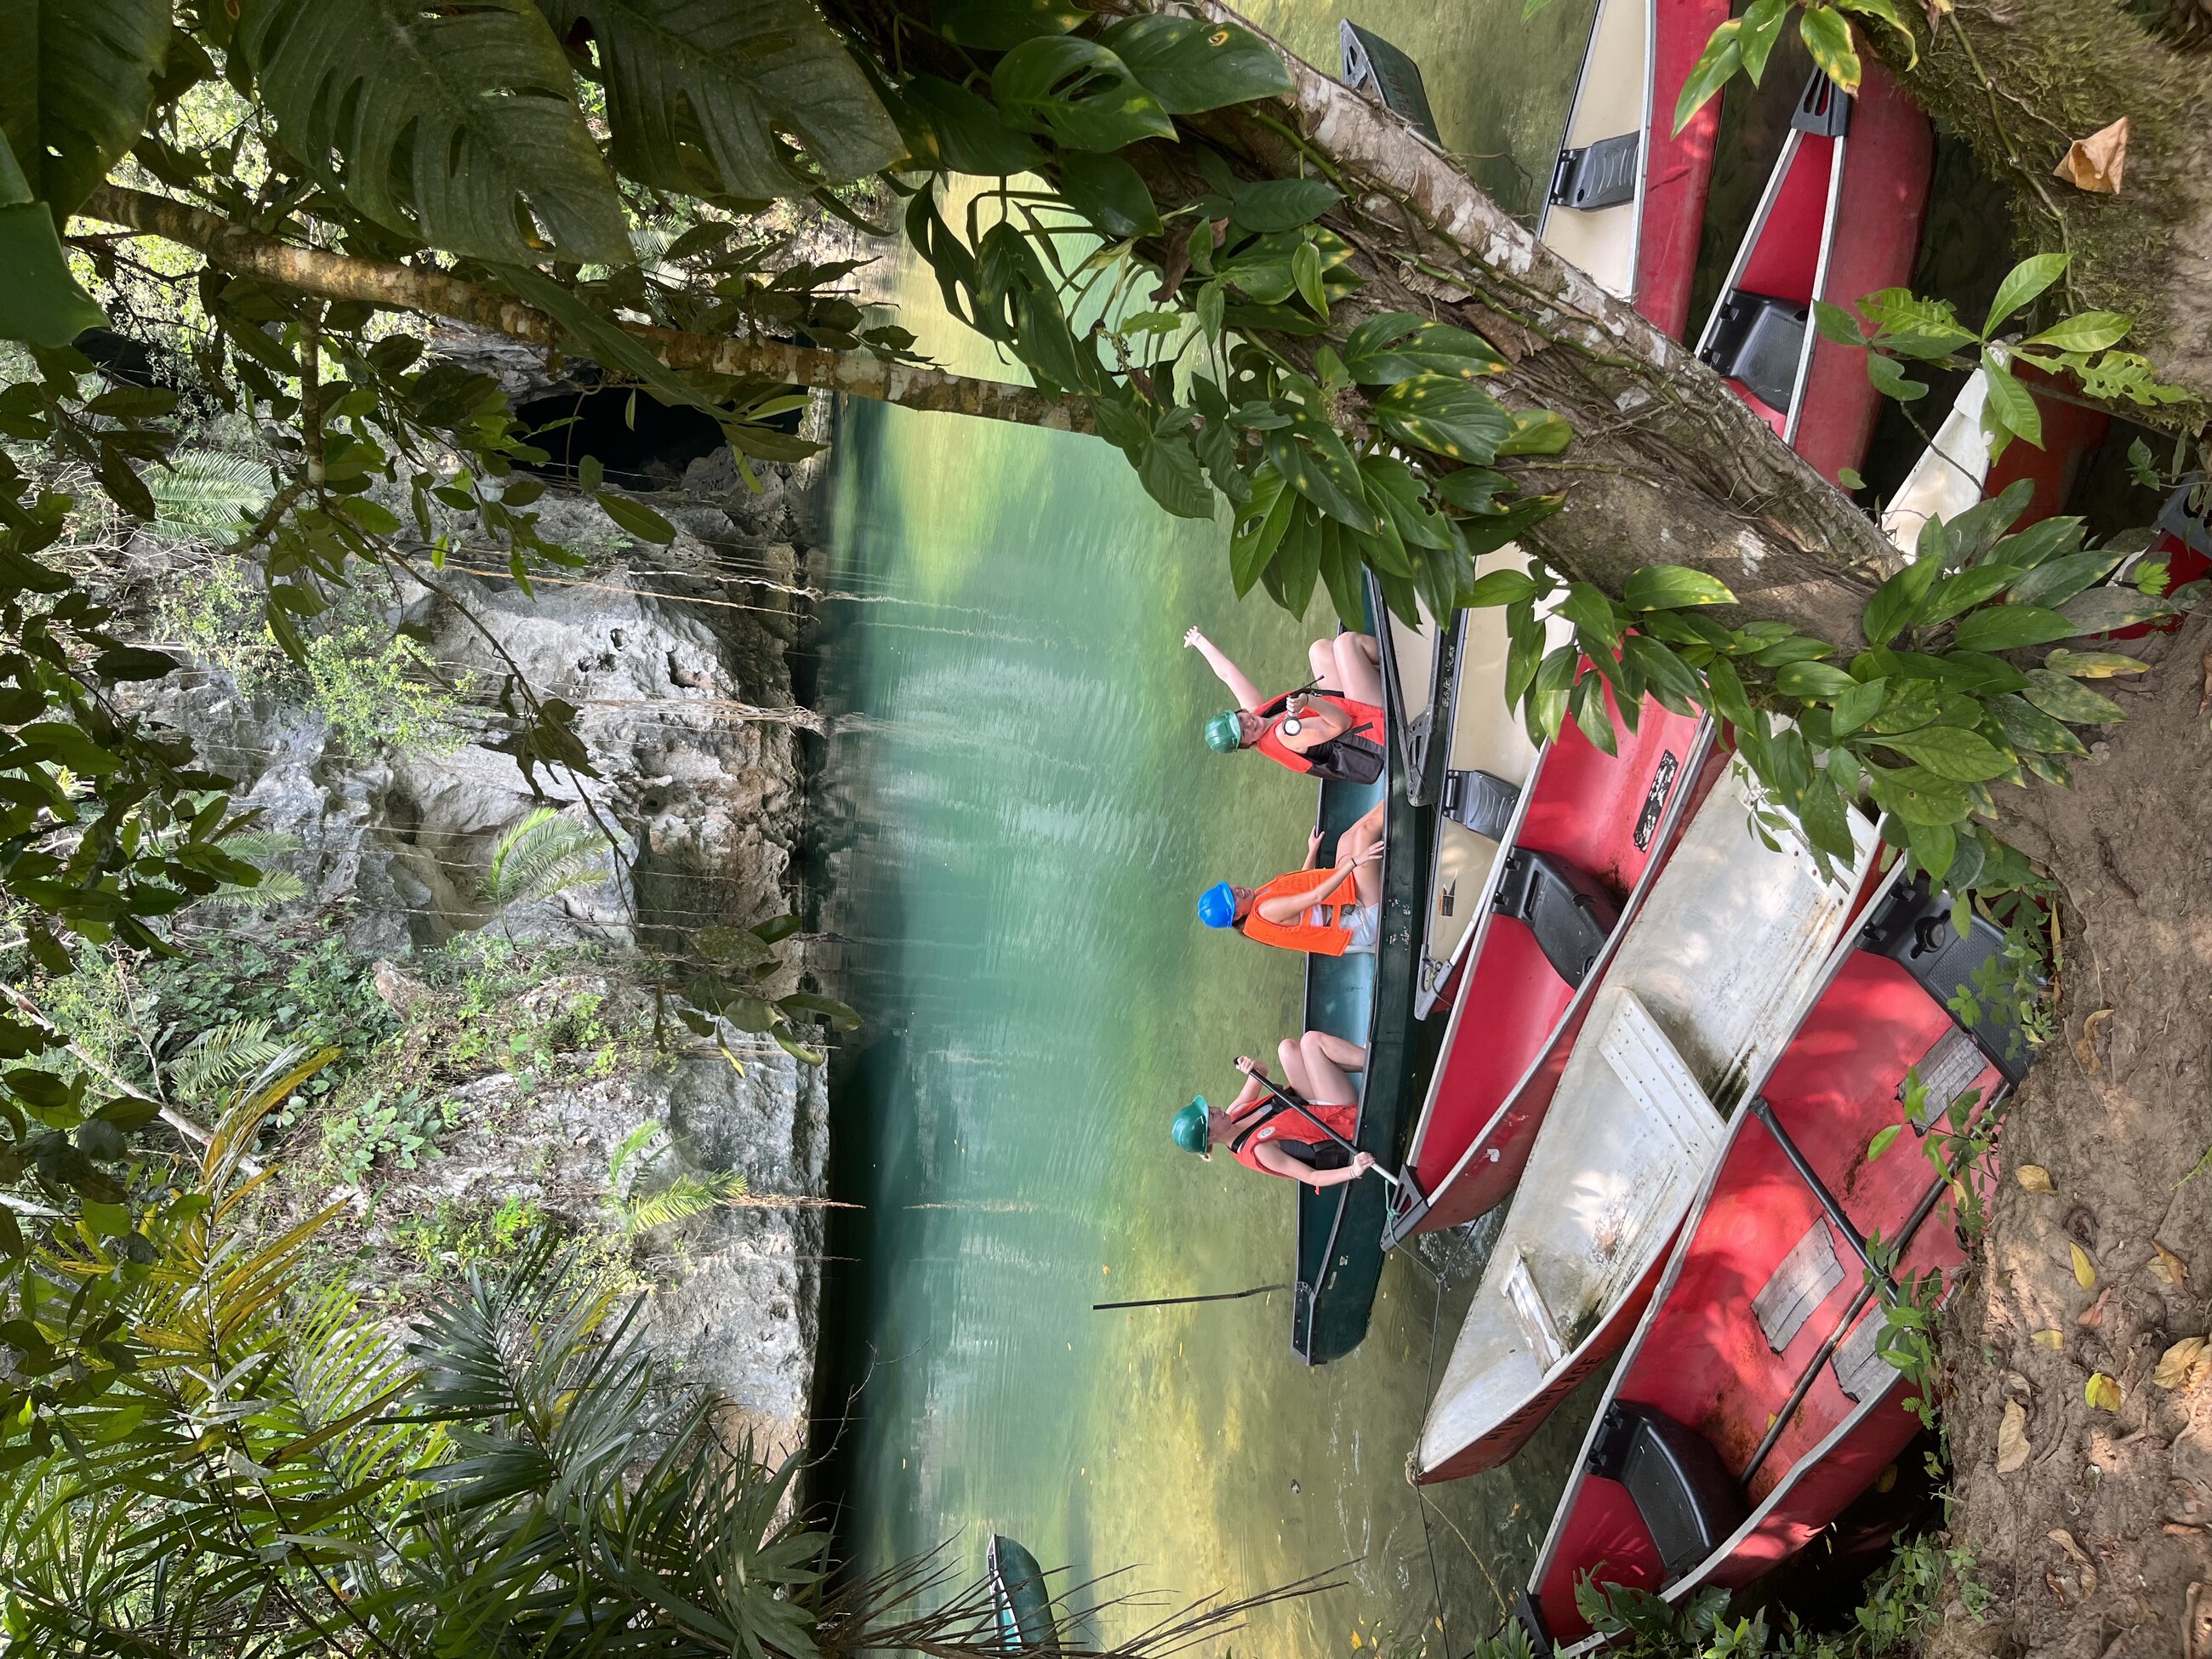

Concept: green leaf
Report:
left=1867, top=1124, right=1903, bottom=1163
left=1571, top=672, right=1617, bottom=757
left=1673, top=19, right=1742, bottom=133
left=1456, top=491, right=1565, bottom=559
left=240, top=0, right=631, bottom=263
left=0, top=200, right=105, bottom=347
left=1622, top=566, right=1736, bottom=612
left=778, top=990, right=862, bottom=1032
left=1862, top=558, right=1938, bottom=648
left=2057, top=585, right=2171, bottom=637
left=1057, top=151, right=1160, bottom=237
left=539, top=0, right=901, bottom=198
left=1980, top=355, right=2043, bottom=449
left=0, top=0, right=169, bottom=218
left=596, top=490, right=678, bottom=544
left=1867, top=763, right=1970, bottom=827
left=1831, top=675, right=1887, bottom=736
left=1230, top=468, right=1292, bottom=596
left=1798, top=6, right=1861, bottom=92
left=91, top=647, right=178, bottom=682
left=1291, top=237, right=1326, bottom=315
left=932, top=0, right=1085, bottom=49
left=1813, top=299, right=1867, bottom=348
left=2004, top=549, right=2124, bottom=609
left=1984, top=693, right=2085, bottom=757
left=2042, top=648, right=2148, bottom=679
left=1914, top=564, right=2022, bottom=628
left=1866, top=351, right=1929, bottom=402
left=1740, top=0, right=1792, bottom=80
left=2021, top=667, right=2124, bottom=725
left=902, top=76, right=1046, bottom=174
left=1462, top=567, right=1541, bottom=608
left=1136, top=432, right=1213, bottom=521
left=1369, top=373, right=1513, bottom=464
left=1097, top=15, right=1292, bottom=112
left=1619, top=633, right=1706, bottom=717
left=1264, top=425, right=1374, bottom=533
left=1838, top=466, right=1866, bottom=490
left=1837, top=0, right=1919, bottom=61
left=1341, top=313, right=1508, bottom=384
left=1776, top=661, right=1859, bottom=702
left=1880, top=723, right=2015, bottom=782
left=1982, top=253, right=2070, bottom=339
left=2021, top=311, right=2131, bottom=353
left=1495, top=409, right=1575, bottom=457
left=993, top=36, right=1175, bottom=152
left=696, top=925, right=778, bottom=970
left=1231, top=177, right=1342, bottom=235
left=1949, top=603, right=2073, bottom=653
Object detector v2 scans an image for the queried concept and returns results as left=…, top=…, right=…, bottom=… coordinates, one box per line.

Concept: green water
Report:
left=809, top=6, right=1604, bottom=1650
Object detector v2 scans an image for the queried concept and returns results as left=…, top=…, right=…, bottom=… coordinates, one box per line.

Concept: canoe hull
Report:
left=1525, top=880, right=2011, bottom=1647
left=1390, top=690, right=1714, bottom=1243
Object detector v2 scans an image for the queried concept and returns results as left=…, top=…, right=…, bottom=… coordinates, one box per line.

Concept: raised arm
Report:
left=1183, top=627, right=1267, bottom=712
left=1256, top=860, right=1355, bottom=925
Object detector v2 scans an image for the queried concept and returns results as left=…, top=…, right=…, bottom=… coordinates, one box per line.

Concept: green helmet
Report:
left=1204, top=711, right=1244, bottom=754
left=1171, top=1095, right=1211, bottom=1154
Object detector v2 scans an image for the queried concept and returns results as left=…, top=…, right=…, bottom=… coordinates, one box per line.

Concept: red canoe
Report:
left=1411, top=764, right=1883, bottom=1483
left=1385, top=673, right=1713, bottom=1246
left=1694, top=63, right=1933, bottom=485
left=2106, top=483, right=2212, bottom=641
left=1520, top=869, right=2027, bottom=1650
left=1537, top=0, right=1732, bottom=339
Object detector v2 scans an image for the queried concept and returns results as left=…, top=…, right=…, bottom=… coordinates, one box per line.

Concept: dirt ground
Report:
left=1930, top=612, right=2212, bottom=1659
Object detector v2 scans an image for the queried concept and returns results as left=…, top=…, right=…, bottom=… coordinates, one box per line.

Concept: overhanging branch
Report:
left=77, top=185, right=1094, bottom=435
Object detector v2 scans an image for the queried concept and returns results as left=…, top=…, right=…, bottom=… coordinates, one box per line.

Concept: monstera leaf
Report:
left=238, top=0, right=630, bottom=264
left=0, top=0, right=170, bottom=219
left=538, top=0, right=902, bottom=199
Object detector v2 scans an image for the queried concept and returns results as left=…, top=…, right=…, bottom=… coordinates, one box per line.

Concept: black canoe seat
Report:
left=1491, top=847, right=1620, bottom=989
left=1700, top=292, right=1808, bottom=413
left=1442, top=767, right=1520, bottom=842
left=1585, top=1402, right=1748, bottom=1582
left=1858, top=875, right=2036, bottom=1083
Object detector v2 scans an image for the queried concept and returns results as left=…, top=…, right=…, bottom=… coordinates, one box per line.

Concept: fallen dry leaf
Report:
left=2073, top=1243, right=2098, bottom=1291
left=2049, top=1528, right=2101, bottom=1596
left=2050, top=1528, right=2086, bottom=1559
left=2154, top=1241, right=2192, bottom=1288
left=2199, top=650, right=2211, bottom=717
left=2156, top=1337, right=2209, bottom=1390
left=2078, top=1286, right=2112, bottom=1328
left=2032, top=1328, right=2066, bottom=1349
left=1998, top=1399, right=2032, bottom=1472
left=2017, top=1165, right=2057, bottom=1194
left=2055, top=117, right=2129, bottom=194
left=2087, top=1371, right=2124, bottom=1411
left=2075, top=1008, right=2113, bottom=1076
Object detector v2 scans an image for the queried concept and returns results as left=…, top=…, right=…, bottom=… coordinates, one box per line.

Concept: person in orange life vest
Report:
left=1168, top=1032, right=1374, bottom=1188
left=1197, top=801, right=1386, bottom=955
left=1184, top=624, right=1387, bottom=784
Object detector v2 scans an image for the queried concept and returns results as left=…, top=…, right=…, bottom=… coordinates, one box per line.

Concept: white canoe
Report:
left=1412, top=755, right=1879, bottom=1481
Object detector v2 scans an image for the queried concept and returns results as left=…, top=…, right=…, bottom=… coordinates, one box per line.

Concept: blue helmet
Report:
left=1197, top=882, right=1238, bottom=929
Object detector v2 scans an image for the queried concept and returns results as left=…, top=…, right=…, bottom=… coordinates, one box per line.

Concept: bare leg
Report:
left=1297, top=1029, right=1367, bottom=1103
left=1336, top=800, right=1388, bottom=905
left=1308, top=637, right=1341, bottom=692
left=1331, top=631, right=1386, bottom=707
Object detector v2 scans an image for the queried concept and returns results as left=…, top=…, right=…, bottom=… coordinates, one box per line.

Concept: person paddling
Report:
left=1198, top=802, right=1386, bottom=955
left=1185, top=625, right=1388, bottom=784
left=1169, top=1034, right=1376, bottom=1189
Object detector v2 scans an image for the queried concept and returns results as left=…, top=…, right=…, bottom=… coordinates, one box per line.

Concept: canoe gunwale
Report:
left=1386, top=715, right=1720, bottom=1247
left=1535, top=0, right=1657, bottom=303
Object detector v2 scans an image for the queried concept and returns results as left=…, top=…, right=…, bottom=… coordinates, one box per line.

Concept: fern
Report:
left=143, top=448, right=271, bottom=545
left=237, top=0, right=630, bottom=264
left=481, top=807, right=612, bottom=909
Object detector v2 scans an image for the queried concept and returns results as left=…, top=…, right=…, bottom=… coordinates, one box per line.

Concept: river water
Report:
left=810, top=6, right=1604, bottom=1650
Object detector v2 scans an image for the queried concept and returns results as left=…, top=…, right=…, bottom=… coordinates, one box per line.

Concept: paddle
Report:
left=1092, top=1283, right=1287, bottom=1311
left=1233, top=1062, right=1401, bottom=1189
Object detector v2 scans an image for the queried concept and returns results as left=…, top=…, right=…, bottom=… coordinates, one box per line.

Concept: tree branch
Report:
left=77, top=185, right=1094, bottom=434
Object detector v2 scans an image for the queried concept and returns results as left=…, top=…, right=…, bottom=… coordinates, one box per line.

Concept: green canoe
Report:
left=986, top=1533, right=1062, bottom=1656
left=1288, top=591, right=1445, bottom=1365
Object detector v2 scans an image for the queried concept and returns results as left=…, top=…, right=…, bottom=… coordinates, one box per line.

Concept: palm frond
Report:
left=621, top=1168, right=749, bottom=1234
left=198, top=868, right=309, bottom=910
left=162, top=1016, right=294, bottom=1101
left=142, top=448, right=271, bottom=545
left=480, top=807, right=613, bottom=910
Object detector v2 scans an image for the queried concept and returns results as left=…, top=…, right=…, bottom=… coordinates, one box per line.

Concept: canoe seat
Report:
left=1585, top=1401, right=1748, bottom=1582
left=1502, top=1249, right=1567, bottom=1372
left=1858, top=876, right=2034, bottom=1082
left=1441, top=767, right=1520, bottom=841
left=1700, top=292, right=1808, bottom=413
left=1491, top=848, right=1619, bottom=989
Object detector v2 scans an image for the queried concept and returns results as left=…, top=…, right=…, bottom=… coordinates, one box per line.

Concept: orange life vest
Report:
left=1230, top=1097, right=1360, bottom=1181
left=1240, top=866, right=1358, bottom=956
left=1253, top=690, right=1386, bottom=784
